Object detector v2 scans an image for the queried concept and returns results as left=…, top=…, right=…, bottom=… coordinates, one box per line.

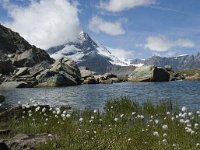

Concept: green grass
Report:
left=176, top=69, right=200, bottom=77
left=0, top=97, right=200, bottom=150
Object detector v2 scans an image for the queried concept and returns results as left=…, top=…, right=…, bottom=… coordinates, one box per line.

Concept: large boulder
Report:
left=79, top=67, right=97, bottom=79
left=0, top=81, right=28, bottom=89
left=128, top=65, right=170, bottom=82
left=36, top=69, right=78, bottom=87
left=50, top=57, right=81, bottom=84
left=0, top=60, right=14, bottom=75
left=13, top=46, right=53, bottom=67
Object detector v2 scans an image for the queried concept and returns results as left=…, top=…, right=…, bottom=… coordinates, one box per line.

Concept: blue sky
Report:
left=0, top=0, right=200, bottom=59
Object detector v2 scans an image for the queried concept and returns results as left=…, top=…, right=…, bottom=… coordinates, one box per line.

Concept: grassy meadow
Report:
left=0, top=97, right=200, bottom=150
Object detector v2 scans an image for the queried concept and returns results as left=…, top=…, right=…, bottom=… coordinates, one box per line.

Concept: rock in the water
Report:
left=0, top=60, right=14, bottom=75
left=36, top=69, right=77, bottom=87
left=0, top=81, right=28, bottom=89
left=185, top=73, right=200, bottom=81
left=79, top=67, right=97, bottom=79
left=35, top=57, right=81, bottom=87
left=1, top=133, right=54, bottom=150
left=0, top=95, right=5, bottom=103
left=51, top=57, right=81, bottom=83
left=128, top=65, right=170, bottom=82
left=82, top=76, right=99, bottom=84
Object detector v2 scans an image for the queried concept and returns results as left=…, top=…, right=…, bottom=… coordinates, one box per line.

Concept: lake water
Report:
left=0, top=81, right=200, bottom=111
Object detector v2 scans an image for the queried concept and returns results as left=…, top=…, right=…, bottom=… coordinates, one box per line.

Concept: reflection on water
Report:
left=0, top=81, right=200, bottom=110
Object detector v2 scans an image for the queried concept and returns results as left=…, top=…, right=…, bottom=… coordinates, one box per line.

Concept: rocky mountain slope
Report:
left=0, top=24, right=82, bottom=88
left=47, top=32, right=136, bottom=75
left=130, top=54, right=200, bottom=71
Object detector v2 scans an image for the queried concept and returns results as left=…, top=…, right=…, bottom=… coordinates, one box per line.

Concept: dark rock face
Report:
left=0, top=95, right=5, bottom=103
left=0, top=24, right=31, bottom=55
left=0, top=24, right=53, bottom=66
left=0, top=60, right=14, bottom=75
left=128, top=66, right=169, bottom=82
left=153, top=67, right=170, bottom=82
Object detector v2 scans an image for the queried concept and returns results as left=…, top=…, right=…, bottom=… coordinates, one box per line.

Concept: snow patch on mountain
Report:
left=48, top=32, right=143, bottom=67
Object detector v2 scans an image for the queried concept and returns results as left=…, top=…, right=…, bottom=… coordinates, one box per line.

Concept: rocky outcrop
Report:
left=0, top=24, right=53, bottom=66
left=0, top=95, right=5, bottom=103
left=128, top=65, right=170, bottom=82
left=36, top=57, right=81, bottom=87
left=185, top=73, right=200, bottom=81
left=0, top=133, right=54, bottom=150
left=0, top=81, right=28, bottom=89
left=0, top=60, right=14, bottom=75
left=0, top=24, right=82, bottom=88
left=12, top=46, right=53, bottom=67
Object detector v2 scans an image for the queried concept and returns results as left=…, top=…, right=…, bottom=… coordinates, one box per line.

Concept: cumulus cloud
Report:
left=2, top=0, right=81, bottom=49
left=88, top=16, right=125, bottom=36
left=144, top=35, right=195, bottom=52
left=107, top=47, right=134, bottom=59
left=99, top=0, right=156, bottom=12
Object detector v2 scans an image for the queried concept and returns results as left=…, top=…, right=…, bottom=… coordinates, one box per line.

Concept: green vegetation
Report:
left=176, top=69, right=200, bottom=77
left=0, top=97, right=200, bottom=150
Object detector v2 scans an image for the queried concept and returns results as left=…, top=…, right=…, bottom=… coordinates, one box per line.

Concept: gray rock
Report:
left=1, top=133, right=54, bottom=150
left=14, top=67, right=29, bottom=77
left=128, top=65, right=170, bottom=82
left=51, top=57, right=81, bottom=83
left=0, top=81, right=28, bottom=89
left=0, top=95, right=5, bottom=103
left=82, top=77, right=99, bottom=84
left=0, top=60, right=14, bottom=75
left=99, top=79, right=113, bottom=84
left=79, top=67, right=97, bottom=79
left=13, top=47, right=53, bottom=67
left=36, top=69, right=77, bottom=87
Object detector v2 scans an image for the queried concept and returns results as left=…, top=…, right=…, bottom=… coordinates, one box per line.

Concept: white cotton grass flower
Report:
left=181, top=106, right=187, bottom=112
left=166, top=112, right=170, bottom=115
left=188, top=112, right=193, bottom=117
left=155, top=119, right=159, bottom=124
left=131, top=112, right=136, bottom=115
left=120, top=114, right=124, bottom=118
left=163, top=133, right=167, bottom=137
left=63, top=110, right=67, bottom=114
left=66, top=114, right=71, bottom=118
left=162, top=139, right=167, bottom=143
left=93, top=109, right=97, bottom=113
left=196, top=111, right=200, bottom=114
left=128, top=138, right=131, bottom=141
left=196, top=143, right=200, bottom=147
left=91, top=116, right=94, bottom=119
left=153, top=131, right=159, bottom=137
left=194, top=123, right=199, bottom=129
left=79, top=118, right=83, bottom=122
left=42, top=107, right=46, bottom=113
left=114, top=118, right=118, bottom=122
left=18, top=101, right=21, bottom=105
left=162, top=125, right=168, bottom=130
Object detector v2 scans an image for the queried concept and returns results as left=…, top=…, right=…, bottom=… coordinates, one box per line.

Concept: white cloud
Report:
left=107, top=47, right=134, bottom=59
left=88, top=16, right=125, bottom=36
left=144, top=35, right=195, bottom=52
left=2, top=0, right=81, bottom=49
left=99, top=0, right=156, bottom=12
